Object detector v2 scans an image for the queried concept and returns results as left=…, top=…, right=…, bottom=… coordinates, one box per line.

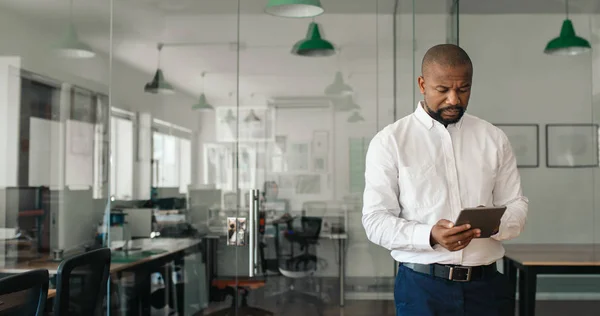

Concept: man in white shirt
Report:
left=362, top=44, right=528, bottom=316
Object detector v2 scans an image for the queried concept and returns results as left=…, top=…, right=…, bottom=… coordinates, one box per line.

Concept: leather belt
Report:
left=401, top=262, right=497, bottom=282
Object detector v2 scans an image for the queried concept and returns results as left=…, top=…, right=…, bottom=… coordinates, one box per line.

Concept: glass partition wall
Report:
left=0, top=0, right=113, bottom=312
left=7, top=0, right=599, bottom=315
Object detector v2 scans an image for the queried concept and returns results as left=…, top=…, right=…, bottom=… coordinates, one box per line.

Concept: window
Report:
left=152, top=120, right=192, bottom=194
left=110, top=109, right=134, bottom=200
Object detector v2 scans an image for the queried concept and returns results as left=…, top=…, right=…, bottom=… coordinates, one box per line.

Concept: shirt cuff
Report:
left=412, top=223, right=434, bottom=251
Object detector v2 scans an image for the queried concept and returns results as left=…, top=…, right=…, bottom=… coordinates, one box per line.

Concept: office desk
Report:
left=0, top=289, right=56, bottom=313
left=1, top=238, right=202, bottom=315
left=502, top=244, right=600, bottom=316
left=0, top=238, right=201, bottom=275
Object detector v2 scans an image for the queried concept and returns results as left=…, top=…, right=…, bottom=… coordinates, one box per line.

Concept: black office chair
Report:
left=271, top=216, right=325, bottom=315
left=0, top=269, right=49, bottom=316
left=53, top=247, right=111, bottom=316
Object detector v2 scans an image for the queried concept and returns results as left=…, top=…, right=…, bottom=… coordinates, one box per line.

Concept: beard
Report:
left=424, top=102, right=465, bottom=126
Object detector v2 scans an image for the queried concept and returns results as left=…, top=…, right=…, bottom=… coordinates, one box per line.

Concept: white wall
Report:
left=460, top=14, right=598, bottom=244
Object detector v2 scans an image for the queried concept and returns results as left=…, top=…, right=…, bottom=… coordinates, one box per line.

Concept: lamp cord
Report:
left=157, top=43, right=163, bottom=68
left=565, top=0, right=569, bottom=18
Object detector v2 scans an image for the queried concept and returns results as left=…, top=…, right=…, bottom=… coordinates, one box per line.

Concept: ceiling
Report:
left=0, top=0, right=597, bottom=106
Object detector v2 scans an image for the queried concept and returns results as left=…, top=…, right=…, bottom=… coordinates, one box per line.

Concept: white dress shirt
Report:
left=362, top=102, right=528, bottom=266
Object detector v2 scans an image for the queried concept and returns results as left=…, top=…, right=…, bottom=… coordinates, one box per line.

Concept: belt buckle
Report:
left=448, top=266, right=472, bottom=282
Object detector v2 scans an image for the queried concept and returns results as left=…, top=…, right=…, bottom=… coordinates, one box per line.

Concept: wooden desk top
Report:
left=0, top=238, right=202, bottom=275
left=0, top=289, right=56, bottom=312
left=504, top=244, right=600, bottom=266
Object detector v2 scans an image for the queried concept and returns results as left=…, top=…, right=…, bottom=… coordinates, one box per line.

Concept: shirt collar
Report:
left=414, top=101, right=464, bottom=130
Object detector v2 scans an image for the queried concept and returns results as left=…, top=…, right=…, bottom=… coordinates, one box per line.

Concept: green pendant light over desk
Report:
left=291, top=22, right=335, bottom=57
left=544, top=0, right=591, bottom=56
left=192, top=94, right=213, bottom=110
left=56, top=23, right=95, bottom=58
left=325, top=72, right=353, bottom=95
left=56, top=0, right=95, bottom=58
left=144, top=43, right=175, bottom=94
left=192, top=72, right=213, bottom=110
left=144, top=69, right=174, bottom=94
left=347, top=111, right=365, bottom=123
left=265, top=0, right=324, bottom=18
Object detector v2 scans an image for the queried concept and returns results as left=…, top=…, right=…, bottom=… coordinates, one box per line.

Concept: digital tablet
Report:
left=454, top=206, right=507, bottom=238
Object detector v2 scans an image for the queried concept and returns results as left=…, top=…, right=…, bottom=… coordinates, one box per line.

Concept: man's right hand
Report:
left=429, top=219, right=481, bottom=251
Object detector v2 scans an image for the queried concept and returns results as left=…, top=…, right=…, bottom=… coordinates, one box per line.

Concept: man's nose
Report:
left=446, top=90, right=459, bottom=105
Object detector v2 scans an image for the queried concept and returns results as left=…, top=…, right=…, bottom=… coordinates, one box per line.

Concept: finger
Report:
left=437, top=219, right=455, bottom=229
left=442, top=224, right=472, bottom=237
left=446, top=229, right=480, bottom=244
left=448, top=237, right=473, bottom=251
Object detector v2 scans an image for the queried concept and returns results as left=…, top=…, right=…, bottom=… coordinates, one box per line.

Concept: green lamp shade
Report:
left=56, top=24, right=95, bottom=58
left=192, top=94, right=214, bottom=110
left=347, top=111, right=365, bottom=123
left=265, top=0, right=324, bottom=18
left=325, top=72, right=353, bottom=95
left=292, top=22, right=335, bottom=57
left=544, top=19, right=591, bottom=56
left=144, top=69, right=175, bottom=94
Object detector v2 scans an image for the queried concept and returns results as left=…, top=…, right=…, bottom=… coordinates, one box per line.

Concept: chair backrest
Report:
left=53, top=247, right=111, bottom=316
left=0, top=269, right=49, bottom=316
left=300, top=217, right=322, bottom=240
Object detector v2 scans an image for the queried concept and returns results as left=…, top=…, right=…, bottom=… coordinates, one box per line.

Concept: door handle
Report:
left=248, top=189, right=260, bottom=277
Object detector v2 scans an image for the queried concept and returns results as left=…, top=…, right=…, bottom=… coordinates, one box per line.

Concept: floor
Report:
left=199, top=299, right=600, bottom=316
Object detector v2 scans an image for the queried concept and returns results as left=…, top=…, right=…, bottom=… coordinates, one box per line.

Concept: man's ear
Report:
left=417, top=76, right=426, bottom=95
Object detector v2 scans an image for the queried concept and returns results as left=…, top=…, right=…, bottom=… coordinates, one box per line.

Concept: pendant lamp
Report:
left=56, top=0, right=95, bottom=58
left=265, top=0, right=324, bottom=18
left=144, top=44, right=175, bottom=94
left=144, top=69, right=174, bottom=94
left=347, top=111, right=365, bottom=123
left=192, top=72, right=213, bottom=110
left=544, top=0, right=591, bottom=56
left=325, top=72, right=353, bottom=96
left=57, top=24, right=95, bottom=58
left=244, top=109, right=261, bottom=123
left=222, top=109, right=236, bottom=123
left=192, top=94, right=213, bottom=110
left=291, top=22, right=335, bottom=57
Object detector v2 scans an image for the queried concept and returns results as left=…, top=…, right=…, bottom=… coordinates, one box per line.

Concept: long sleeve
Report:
left=491, top=132, right=529, bottom=241
left=362, top=133, right=434, bottom=251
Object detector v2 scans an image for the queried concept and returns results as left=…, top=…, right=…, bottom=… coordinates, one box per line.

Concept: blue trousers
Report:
left=394, top=264, right=514, bottom=316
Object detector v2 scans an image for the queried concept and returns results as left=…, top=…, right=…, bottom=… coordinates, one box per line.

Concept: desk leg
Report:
left=503, top=258, right=517, bottom=316
left=137, top=269, right=152, bottom=316
left=518, top=267, right=537, bottom=316
left=204, top=237, right=218, bottom=301
left=339, top=238, right=345, bottom=307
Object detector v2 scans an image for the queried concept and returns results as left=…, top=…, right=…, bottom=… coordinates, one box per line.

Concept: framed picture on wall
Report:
left=546, top=124, right=599, bottom=168
left=494, top=124, right=539, bottom=168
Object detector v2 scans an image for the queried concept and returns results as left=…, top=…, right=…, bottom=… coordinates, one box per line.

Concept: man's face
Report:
left=418, top=63, right=472, bottom=126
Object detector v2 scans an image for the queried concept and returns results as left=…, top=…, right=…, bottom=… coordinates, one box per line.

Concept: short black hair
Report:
left=421, top=44, right=473, bottom=76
